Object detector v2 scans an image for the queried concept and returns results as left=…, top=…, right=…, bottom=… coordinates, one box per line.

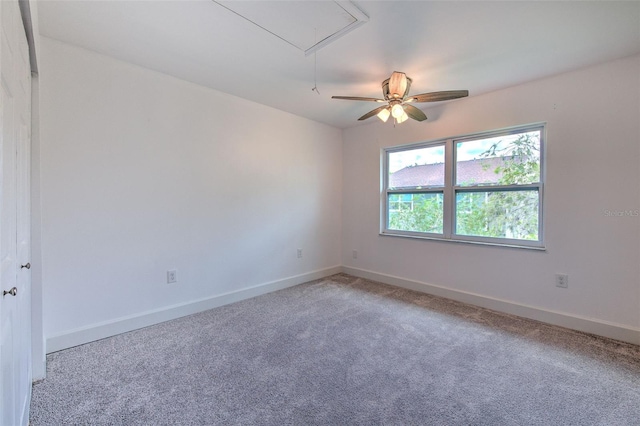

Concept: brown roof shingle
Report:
left=389, top=158, right=505, bottom=188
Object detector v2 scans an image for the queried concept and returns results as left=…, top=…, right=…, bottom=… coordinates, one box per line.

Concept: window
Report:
left=387, top=144, right=445, bottom=234
left=383, top=124, right=544, bottom=248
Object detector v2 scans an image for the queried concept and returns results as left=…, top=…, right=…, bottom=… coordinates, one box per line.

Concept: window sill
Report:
left=379, top=231, right=546, bottom=251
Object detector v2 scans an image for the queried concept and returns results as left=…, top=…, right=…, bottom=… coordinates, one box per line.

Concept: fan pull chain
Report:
left=311, top=28, right=320, bottom=95
left=311, top=52, right=320, bottom=95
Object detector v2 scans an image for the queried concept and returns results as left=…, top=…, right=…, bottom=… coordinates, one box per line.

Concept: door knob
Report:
left=3, top=287, right=17, bottom=297
left=21, top=263, right=30, bottom=269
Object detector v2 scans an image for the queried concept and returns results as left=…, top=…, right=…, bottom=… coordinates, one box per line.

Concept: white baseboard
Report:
left=46, top=266, right=342, bottom=353
left=342, top=266, right=640, bottom=346
left=32, top=362, right=46, bottom=382
left=46, top=264, right=639, bottom=353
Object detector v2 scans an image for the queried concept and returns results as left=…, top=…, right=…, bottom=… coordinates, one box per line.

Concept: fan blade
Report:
left=332, top=96, right=386, bottom=102
left=403, top=104, right=427, bottom=122
left=388, top=72, right=408, bottom=98
left=406, top=90, right=469, bottom=103
left=358, top=105, right=389, bottom=121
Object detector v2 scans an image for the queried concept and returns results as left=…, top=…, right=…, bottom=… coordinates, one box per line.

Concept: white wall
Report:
left=342, top=55, right=640, bottom=342
left=38, top=36, right=640, bottom=350
left=39, top=37, right=342, bottom=351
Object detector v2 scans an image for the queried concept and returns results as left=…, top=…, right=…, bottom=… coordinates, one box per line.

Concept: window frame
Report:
left=381, top=123, right=546, bottom=249
left=384, top=141, right=446, bottom=236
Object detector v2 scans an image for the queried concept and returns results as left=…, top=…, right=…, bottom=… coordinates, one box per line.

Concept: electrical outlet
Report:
left=167, top=269, right=177, bottom=284
left=352, top=250, right=358, bottom=259
left=555, top=273, right=568, bottom=288
left=297, top=248, right=303, bottom=259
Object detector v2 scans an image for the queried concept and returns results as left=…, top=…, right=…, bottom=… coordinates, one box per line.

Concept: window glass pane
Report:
left=455, top=190, right=539, bottom=240
left=456, top=131, right=540, bottom=186
left=388, top=145, right=445, bottom=189
left=388, top=193, right=443, bottom=234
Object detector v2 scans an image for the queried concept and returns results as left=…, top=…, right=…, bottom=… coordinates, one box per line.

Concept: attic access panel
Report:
left=213, top=1, right=368, bottom=55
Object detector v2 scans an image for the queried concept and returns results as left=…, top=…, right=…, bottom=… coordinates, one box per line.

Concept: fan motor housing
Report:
left=382, top=76, right=413, bottom=100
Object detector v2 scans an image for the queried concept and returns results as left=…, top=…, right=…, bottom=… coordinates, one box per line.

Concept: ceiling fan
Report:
left=332, top=71, right=468, bottom=124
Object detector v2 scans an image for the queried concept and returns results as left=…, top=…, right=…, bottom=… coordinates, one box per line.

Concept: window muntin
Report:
left=383, top=124, right=544, bottom=248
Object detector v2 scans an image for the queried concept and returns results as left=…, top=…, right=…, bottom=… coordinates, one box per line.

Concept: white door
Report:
left=0, top=0, right=32, bottom=424
left=15, top=30, right=32, bottom=426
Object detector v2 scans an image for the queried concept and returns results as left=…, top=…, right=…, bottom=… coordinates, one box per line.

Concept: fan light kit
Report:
left=332, top=71, right=469, bottom=124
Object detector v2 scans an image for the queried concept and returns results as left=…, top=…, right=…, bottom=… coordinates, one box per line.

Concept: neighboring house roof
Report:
left=390, top=157, right=506, bottom=188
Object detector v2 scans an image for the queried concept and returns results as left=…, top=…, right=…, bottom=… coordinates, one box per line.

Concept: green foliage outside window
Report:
left=389, top=193, right=443, bottom=234
left=455, top=190, right=539, bottom=240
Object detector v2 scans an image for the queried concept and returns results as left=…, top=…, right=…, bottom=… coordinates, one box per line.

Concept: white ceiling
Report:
left=37, top=1, right=640, bottom=129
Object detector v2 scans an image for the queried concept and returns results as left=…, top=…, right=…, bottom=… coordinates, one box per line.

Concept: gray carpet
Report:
left=30, top=274, right=640, bottom=425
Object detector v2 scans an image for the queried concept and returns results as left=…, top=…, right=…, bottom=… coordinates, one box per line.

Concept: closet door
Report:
left=0, top=0, right=32, bottom=424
